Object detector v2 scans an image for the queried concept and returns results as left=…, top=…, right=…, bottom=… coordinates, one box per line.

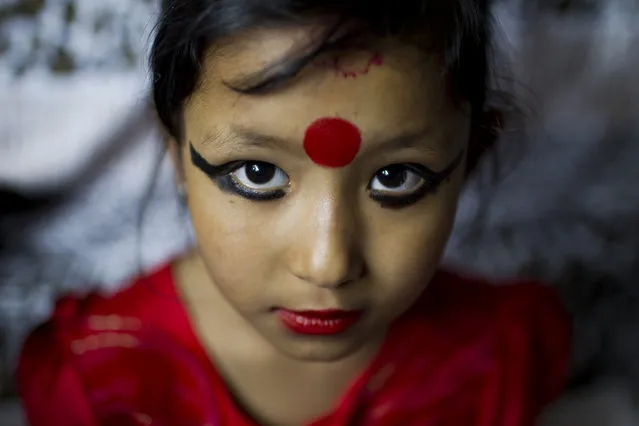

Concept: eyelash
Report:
left=216, top=172, right=288, bottom=201
left=210, top=161, right=444, bottom=208
left=368, top=164, right=442, bottom=209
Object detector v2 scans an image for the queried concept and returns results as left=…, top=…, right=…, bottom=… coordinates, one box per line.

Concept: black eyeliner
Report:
left=405, top=149, right=464, bottom=182
left=190, top=142, right=286, bottom=201
left=190, top=142, right=243, bottom=178
left=371, top=184, right=437, bottom=209
left=216, top=175, right=287, bottom=201
left=370, top=150, right=464, bottom=209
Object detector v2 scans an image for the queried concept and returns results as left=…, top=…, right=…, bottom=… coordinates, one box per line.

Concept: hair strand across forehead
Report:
left=151, top=0, right=492, bottom=147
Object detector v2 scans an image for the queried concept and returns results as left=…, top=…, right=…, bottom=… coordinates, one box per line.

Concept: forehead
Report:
left=185, top=26, right=465, bottom=148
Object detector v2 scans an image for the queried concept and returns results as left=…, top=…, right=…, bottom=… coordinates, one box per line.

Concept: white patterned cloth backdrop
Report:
left=0, top=0, right=192, bottom=397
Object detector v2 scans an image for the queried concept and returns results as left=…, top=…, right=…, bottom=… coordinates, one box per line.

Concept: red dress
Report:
left=17, top=265, right=571, bottom=426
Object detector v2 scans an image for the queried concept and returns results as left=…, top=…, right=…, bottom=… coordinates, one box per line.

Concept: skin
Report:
left=172, top=25, right=471, bottom=425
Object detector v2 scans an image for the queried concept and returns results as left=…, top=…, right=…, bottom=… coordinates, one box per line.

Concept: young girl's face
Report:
left=179, top=26, right=471, bottom=362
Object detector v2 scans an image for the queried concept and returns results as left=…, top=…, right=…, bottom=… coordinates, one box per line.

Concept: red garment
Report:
left=18, top=265, right=571, bottom=426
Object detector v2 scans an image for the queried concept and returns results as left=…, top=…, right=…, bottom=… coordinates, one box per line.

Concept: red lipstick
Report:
left=277, top=309, right=362, bottom=335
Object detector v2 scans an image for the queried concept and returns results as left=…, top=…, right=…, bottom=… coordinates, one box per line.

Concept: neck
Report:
left=172, top=250, right=384, bottom=424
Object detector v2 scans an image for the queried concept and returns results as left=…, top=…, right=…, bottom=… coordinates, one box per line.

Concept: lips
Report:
left=276, top=309, right=363, bottom=336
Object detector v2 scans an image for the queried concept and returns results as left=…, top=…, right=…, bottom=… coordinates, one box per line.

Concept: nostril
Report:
left=291, top=255, right=364, bottom=290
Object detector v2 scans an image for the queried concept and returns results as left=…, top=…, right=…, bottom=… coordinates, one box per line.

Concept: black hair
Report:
left=150, top=0, right=496, bottom=171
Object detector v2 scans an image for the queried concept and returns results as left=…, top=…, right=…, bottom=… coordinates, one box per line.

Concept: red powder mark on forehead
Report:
left=315, top=52, right=383, bottom=78
left=303, top=118, right=362, bottom=168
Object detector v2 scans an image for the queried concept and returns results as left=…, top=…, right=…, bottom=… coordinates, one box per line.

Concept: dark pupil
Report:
left=246, top=162, right=276, bottom=185
left=377, top=165, right=407, bottom=188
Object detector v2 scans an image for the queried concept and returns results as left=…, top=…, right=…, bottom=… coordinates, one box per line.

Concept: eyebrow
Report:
left=370, top=128, right=442, bottom=155
left=200, top=124, right=443, bottom=157
left=200, top=126, right=282, bottom=153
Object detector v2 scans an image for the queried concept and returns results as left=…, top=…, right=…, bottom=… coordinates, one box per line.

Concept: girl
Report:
left=17, top=0, right=571, bottom=425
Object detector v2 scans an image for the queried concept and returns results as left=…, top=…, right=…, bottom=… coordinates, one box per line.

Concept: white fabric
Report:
left=0, top=0, right=191, bottom=390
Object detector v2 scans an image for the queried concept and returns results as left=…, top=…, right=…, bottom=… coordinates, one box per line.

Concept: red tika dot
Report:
left=304, top=117, right=362, bottom=168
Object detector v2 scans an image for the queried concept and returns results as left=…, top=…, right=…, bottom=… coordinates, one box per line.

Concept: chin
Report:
left=273, top=335, right=368, bottom=363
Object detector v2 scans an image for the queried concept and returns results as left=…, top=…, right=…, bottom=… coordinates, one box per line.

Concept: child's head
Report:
left=151, top=0, right=492, bottom=361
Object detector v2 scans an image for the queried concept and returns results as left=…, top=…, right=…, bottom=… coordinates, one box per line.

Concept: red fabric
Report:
left=17, top=265, right=571, bottom=426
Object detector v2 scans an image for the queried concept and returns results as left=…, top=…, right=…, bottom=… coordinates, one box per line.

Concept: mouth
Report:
left=276, top=309, right=363, bottom=336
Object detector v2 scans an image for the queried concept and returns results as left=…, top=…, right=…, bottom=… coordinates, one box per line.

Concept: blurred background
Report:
left=0, top=0, right=638, bottom=425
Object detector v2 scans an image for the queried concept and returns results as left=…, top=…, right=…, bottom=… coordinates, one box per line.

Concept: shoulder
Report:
left=409, top=269, right=570, bottom=335
left=371, top=270, right=572, bottom=425
left=17, top=263, right=211, bottom=426
left=415, top=269, right=572, bottom=367
left=52, top=263, right=177, bottom=323
left=17, top=263, right=174, bottom=363
left=19, top=263, right=190, bottom=362
left=29, top=263, right=183, bottom=343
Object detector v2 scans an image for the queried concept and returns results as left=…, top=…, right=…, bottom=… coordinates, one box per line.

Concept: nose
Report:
left=287, top=195, right=363, bottom=289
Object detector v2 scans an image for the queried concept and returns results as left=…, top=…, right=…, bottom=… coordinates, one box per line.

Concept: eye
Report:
left=188, top=143, right=290, bottom=202
left=369, top=165, right=425, bottom=195
left=367, top=163, right=445, bottom=209
left=231, top=162, right=289, bottom=191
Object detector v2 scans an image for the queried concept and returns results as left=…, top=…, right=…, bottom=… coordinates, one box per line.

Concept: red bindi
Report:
left=303, top=117, right=362, bottom=168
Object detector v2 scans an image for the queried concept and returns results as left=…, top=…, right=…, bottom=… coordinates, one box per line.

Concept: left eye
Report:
left=231, top=162, right=290, bottom=190
left=369, top=165, right=425, bottom=194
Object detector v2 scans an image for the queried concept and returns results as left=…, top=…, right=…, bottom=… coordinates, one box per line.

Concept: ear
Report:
left=166, top=138, right=186, bottom=185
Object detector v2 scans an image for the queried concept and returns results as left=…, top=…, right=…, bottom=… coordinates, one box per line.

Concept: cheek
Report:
left=367, top=196, right=459, bottom=300
left=375, top=217, right=452, bottom=281
left=186, top=185, right=280, bottom=302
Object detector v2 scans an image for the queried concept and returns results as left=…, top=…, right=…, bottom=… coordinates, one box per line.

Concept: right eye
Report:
left=217, top=162, right=290, bottom=201
left=188, top=143, right=290, bottom=202
left=230, top=162, right=289, bottom=191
